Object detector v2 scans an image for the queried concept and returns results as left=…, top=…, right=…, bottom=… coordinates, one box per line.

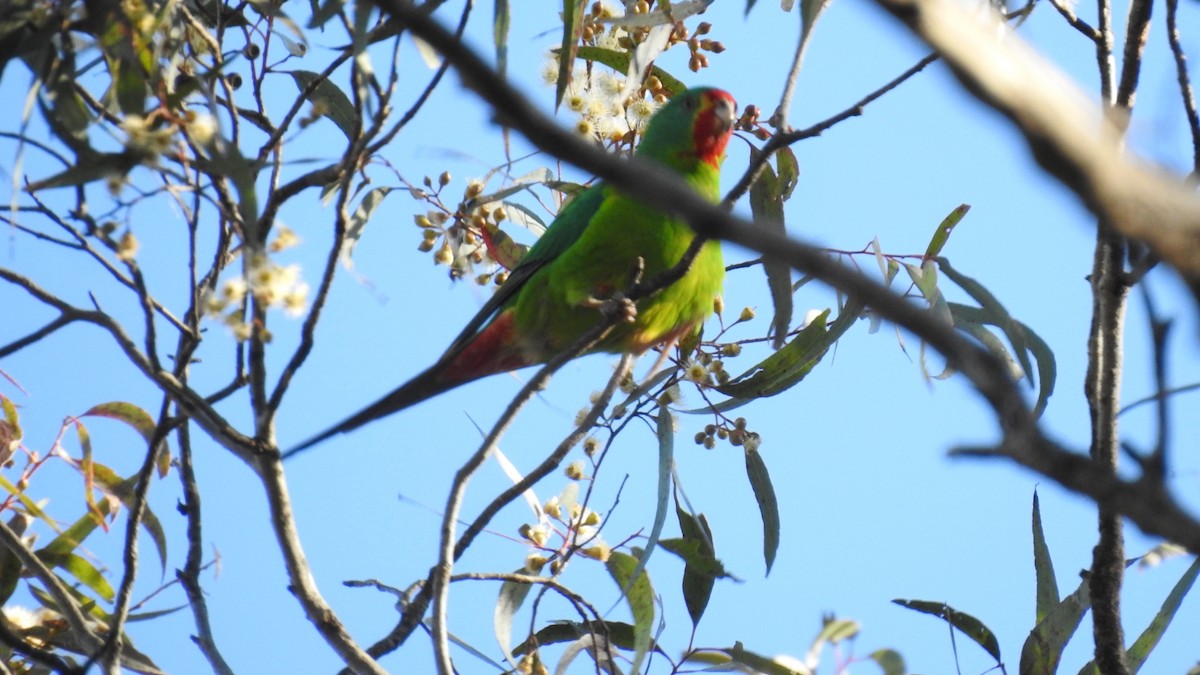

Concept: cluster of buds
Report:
left=412, top=174, right=510, bottom=283
left=682, top=22, right=725, bottom=72
left=521, top=483, right=611, bottom=575
left=737, top=104, right=771, bottom=141
left=693, top=416, right=761, bottom=451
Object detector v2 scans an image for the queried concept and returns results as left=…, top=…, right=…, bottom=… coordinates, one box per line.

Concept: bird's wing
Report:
left=440, top=182, right=608, bottom=358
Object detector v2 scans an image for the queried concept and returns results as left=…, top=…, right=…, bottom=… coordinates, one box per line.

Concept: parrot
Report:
left=287, top=87, right=736, bottom=456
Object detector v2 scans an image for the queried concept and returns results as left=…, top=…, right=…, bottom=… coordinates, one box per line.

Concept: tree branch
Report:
left=374, top=0, right=1200, bottom=554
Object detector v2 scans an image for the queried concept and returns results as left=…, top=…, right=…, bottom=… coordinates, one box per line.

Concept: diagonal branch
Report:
left=372, top=0, right=1200, bottom=554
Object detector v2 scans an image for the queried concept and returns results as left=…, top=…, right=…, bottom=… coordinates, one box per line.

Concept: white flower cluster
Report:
left=544, top=59, right=660, bottom=145
left=201, top=228, right=309, bottom=341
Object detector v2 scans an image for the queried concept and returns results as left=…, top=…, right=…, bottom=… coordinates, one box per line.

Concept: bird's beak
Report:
left=711, top=95, right=736, bottom=135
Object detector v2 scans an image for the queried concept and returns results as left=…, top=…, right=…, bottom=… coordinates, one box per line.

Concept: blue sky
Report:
left=1, top=0, right=1199, bottom=672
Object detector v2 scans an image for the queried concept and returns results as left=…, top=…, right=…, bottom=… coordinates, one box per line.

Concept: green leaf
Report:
left=1020, top=574, right=1090, bottom=675
left=923, top=204, right=970, bottom=261
left=1031, top=491, right=1060, bottom=625
left=712, top=296, right=864, bottom=406
left=674, top=495, right=721, bottom=626
left=749, top=153, right=792, bottom=350
left=573, top=46, right=688, bottom=96
left=555, top=0, right=585, bottom=110
left=947, top=298, right=1057, bottom=417
left=606, top=551, right=654, bottom=673
left=806, top=616, right=860, bottom=665
left=659, top=538, right=731, bottom=579
left=494, top=568, right=531, bottom=667
left=1125, top=556, right=1200, bottom=671
left=776, top=146, right=800, bottom=199
left=893, top=599, right=1002, bottom=662
left=745, top=445, right=780, bottom=575
left=289, top=70, right=356, bottom=140
left=869, top=648, right=907, bottom=675
left=513, top=620, right=658, bottom=655
left=58, top=553, right=114, bottom=603
left=799, top=0, right=832, bottom=57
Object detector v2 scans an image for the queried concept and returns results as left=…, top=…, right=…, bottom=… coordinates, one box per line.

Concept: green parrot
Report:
left=288, top=87, right=736, bottom=456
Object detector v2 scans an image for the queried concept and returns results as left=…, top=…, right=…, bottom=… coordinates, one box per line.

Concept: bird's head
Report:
left=638, top=87, right=737, bottom=170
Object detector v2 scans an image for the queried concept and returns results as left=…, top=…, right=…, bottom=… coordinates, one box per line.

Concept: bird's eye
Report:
left=683, top=96, right=697, bottom=111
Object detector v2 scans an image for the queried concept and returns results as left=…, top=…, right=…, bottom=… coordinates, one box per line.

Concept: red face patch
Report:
left=692, top=89, right=737, bottom=167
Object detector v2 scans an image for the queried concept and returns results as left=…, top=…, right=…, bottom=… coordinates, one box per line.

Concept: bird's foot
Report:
left=582, top=293, right=637, bottom=324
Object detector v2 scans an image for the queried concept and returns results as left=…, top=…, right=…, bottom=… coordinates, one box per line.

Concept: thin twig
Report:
left=1047, top=0, right=1101, bottom=39
left=1166, top=0, right=1200, bottom=176
left=175, top=421, right=235, bottom=675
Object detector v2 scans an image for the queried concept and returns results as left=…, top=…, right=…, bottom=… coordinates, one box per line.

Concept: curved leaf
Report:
left=289, top=70, right=356, bottom=140
left=494, top=568, right=532, bottom=667
left=893, top=598, right=1001, bottom=663
left=606, top=550, right=654, bottom=673
left=1031, top=491, right=1060, bottom=624
left=745, top=446, right=780, bottom=575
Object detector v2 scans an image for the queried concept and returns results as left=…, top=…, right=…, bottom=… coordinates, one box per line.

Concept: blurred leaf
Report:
left=904, top=261, right=953, bottom=326
left=25, top=153, right=139, bottom=191
left=799, top=0, right=832, bottom=62
left=494, top=568, right=531, bottom=667
left=659, top=537, right=731, bottom=578
left=1021, top=574, right=1090, bottom=675
left=289, top=70, right=356, bottom=140
left=341, top=186, right=392, bottom=265
left=83, top=401, right=160, bottom=445
left=554, top=0, right=585, bottom=110
left=513, top=620, right=665, bottom=656
left=308, top=0, right=343, bottom=28
left=59, top=553, right=114, bottom=603
left=501, top=202, right=547, bottom=236
left=776, top=146, right=799, bottom=199
left=1031, top=491, right=1060, bottom=624
left=482, top=222, right=530, bottom=271
left=1125, top=556, right=1200, bottom=671
left=606, top=550, right=654, bottom=673
left=493, top=0, right=509, bottom=78
left=869, top=648, right=906, bottom=675
left=689, top=641, right=810, bottom=674
left=749, top=153, right=792, bottom=349
left=923, top=204, right=970, bottom=261
left=745, top=445, right=780, bottom=575
left=893, top=599, right=1001, bottom=662
left=573, top=46, right=688, bottom=96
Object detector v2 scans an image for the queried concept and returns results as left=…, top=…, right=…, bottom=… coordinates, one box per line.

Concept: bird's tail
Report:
left=283, top=363, right=459, bottom=459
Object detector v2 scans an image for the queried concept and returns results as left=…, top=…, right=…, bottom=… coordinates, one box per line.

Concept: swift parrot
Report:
left=289, top=87, right=736, bottom=456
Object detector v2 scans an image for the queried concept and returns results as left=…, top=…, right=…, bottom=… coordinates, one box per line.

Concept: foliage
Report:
left=0, top=0, right=1195, bottom=672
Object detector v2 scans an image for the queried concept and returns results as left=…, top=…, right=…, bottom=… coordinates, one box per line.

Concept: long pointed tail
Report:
left=283, top=364, right=457, bottom=459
